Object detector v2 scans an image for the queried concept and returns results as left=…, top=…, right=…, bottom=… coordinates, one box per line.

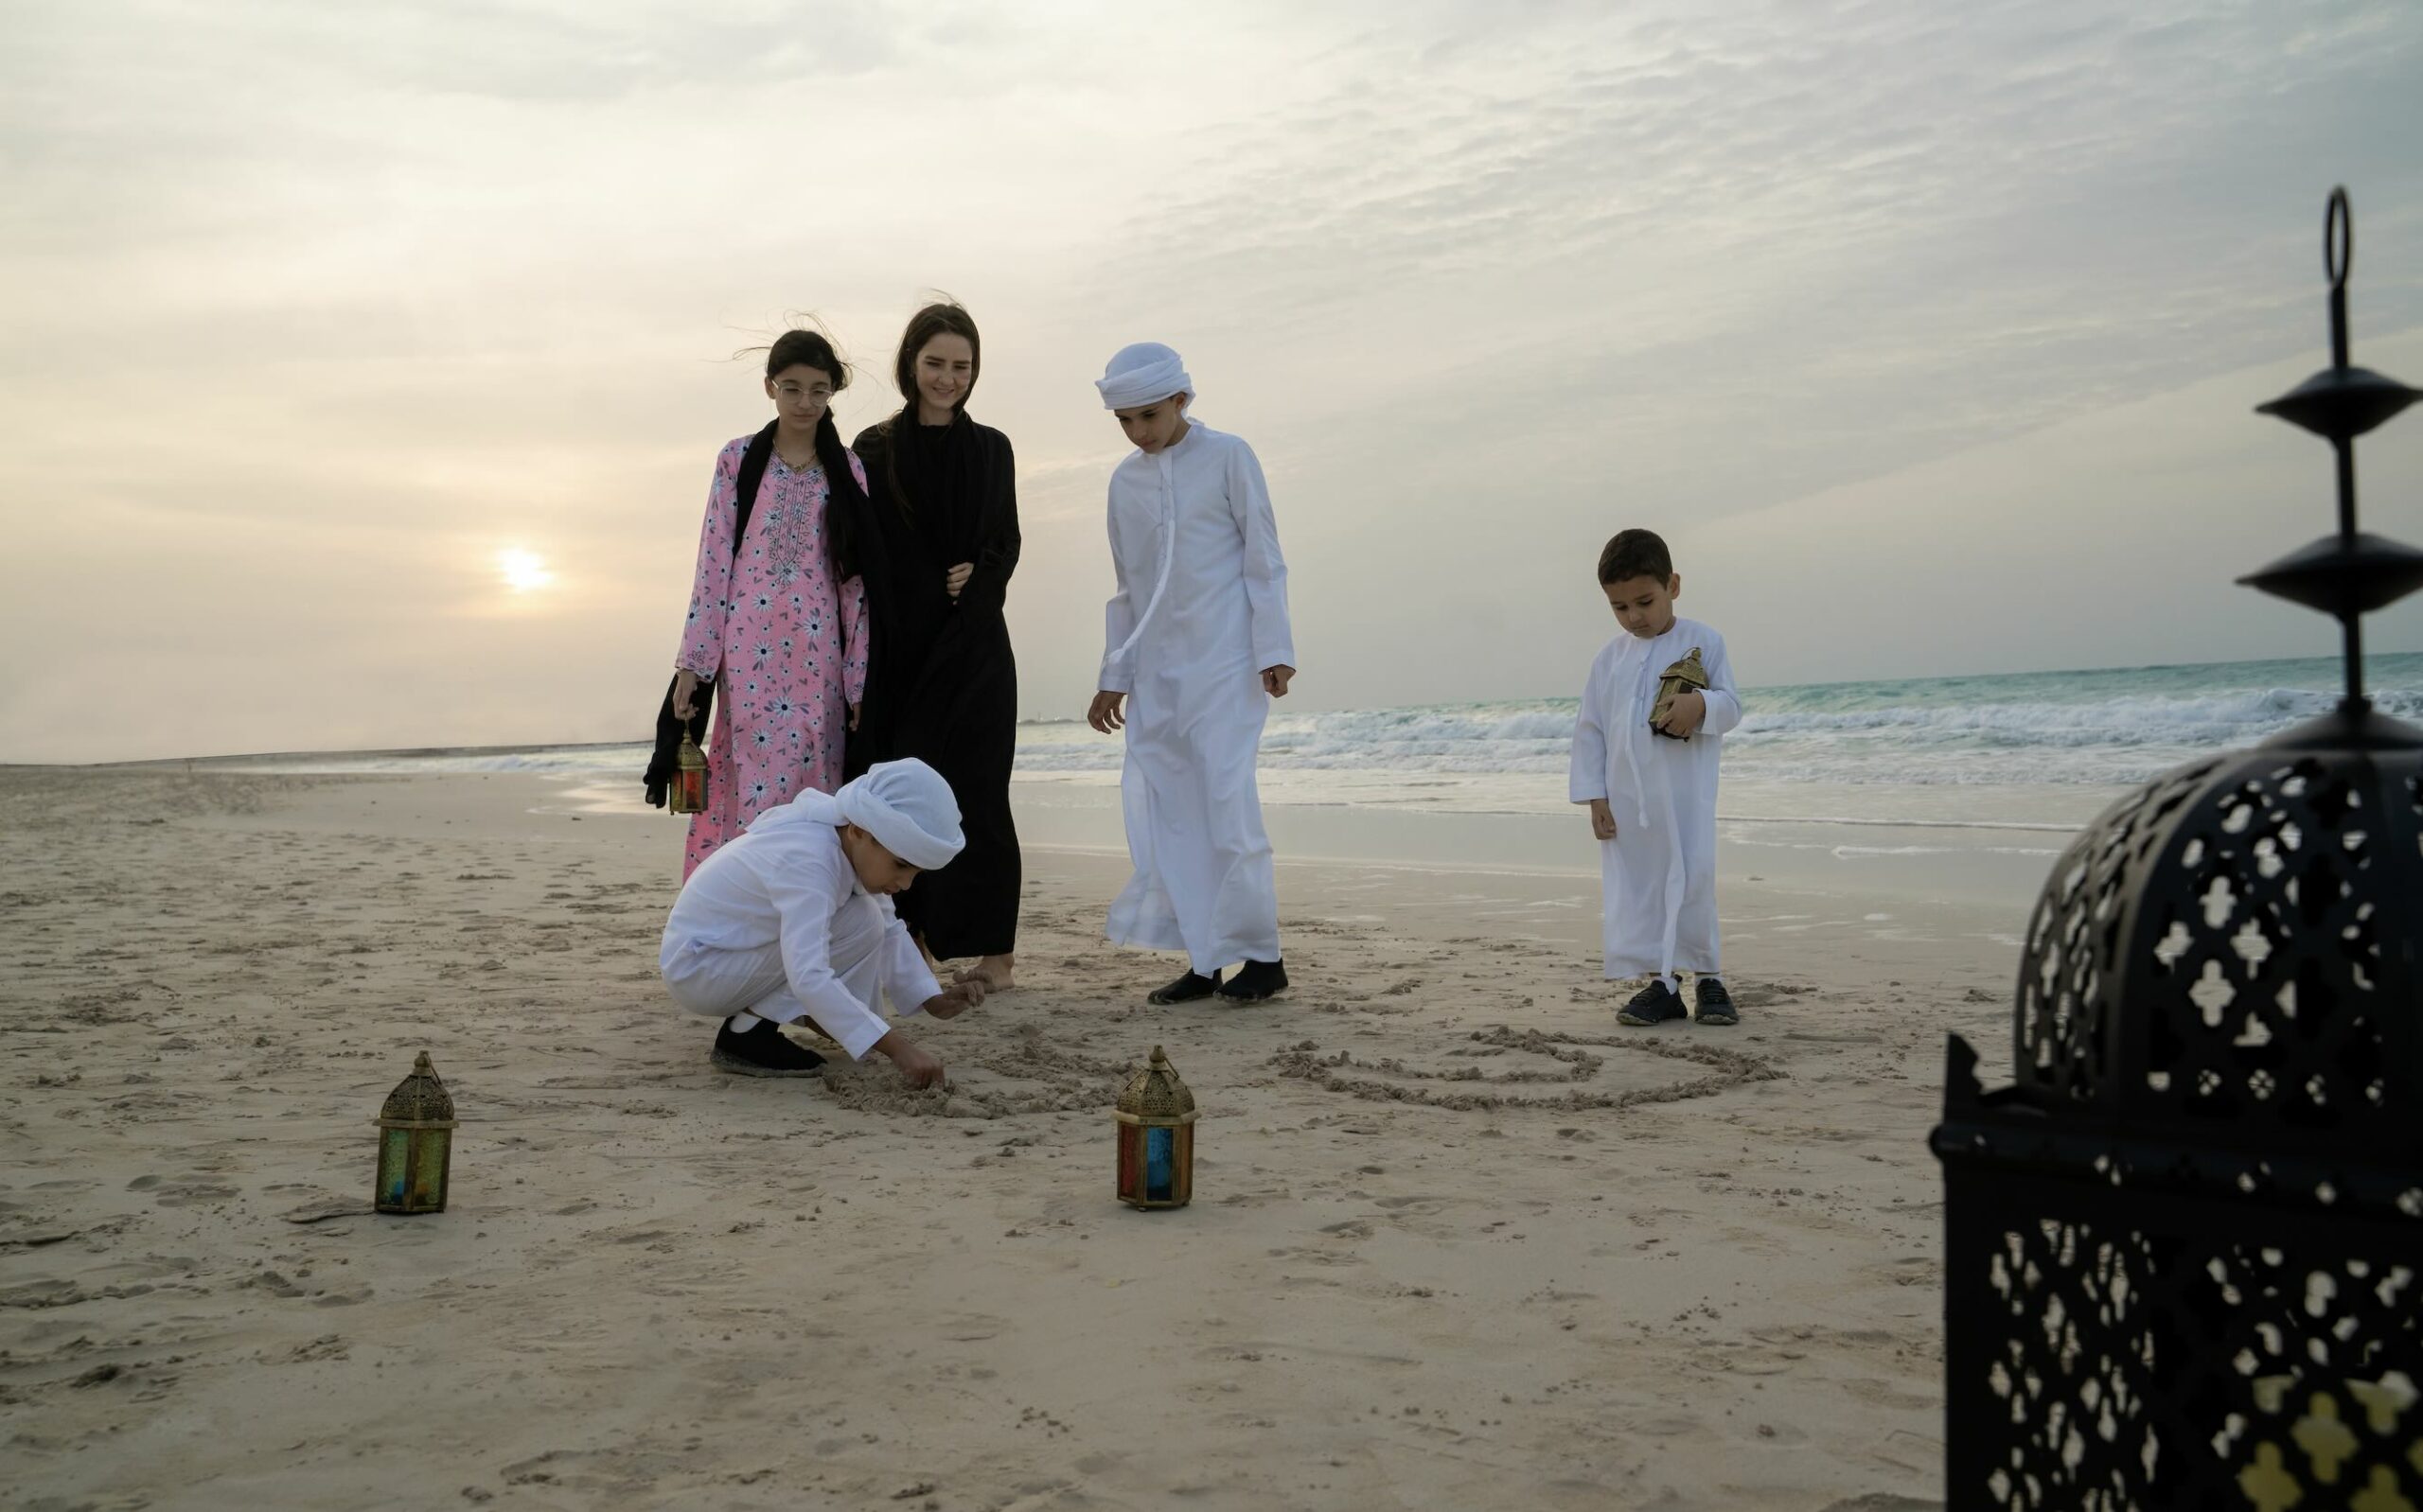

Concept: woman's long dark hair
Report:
left=876, top=302, right=982, bottom=516
left=764, top=328, right=868, bottom=579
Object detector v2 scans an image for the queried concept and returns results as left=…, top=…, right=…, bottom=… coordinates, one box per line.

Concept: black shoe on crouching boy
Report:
left=1617, top=977, right=1688, bottom=1026
left=1218, top=958, right=1289, bottom=1002
left=1147, top=969, right=1224, bottom=1005
left=1693, top=977, right=1739, bottom=1026
left=710, top=1016, right=827, bottom=1078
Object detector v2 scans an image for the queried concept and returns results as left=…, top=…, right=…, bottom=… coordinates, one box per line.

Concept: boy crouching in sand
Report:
left=1569, top=529, right=1744, bottom=1027
left=660, top=759, right=985, bottom=1085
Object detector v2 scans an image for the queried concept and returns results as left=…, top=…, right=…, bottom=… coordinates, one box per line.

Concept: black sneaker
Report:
left=1218, top=958, right=1289, bottom=1002
left=1618, top=978, right=1687, bottom=1026
left=711, top=1018, right=827, bottom=1078
left=1693, top=978, right=1739, bottom=1026
left=1147, top=969, right=1223, bottom=1005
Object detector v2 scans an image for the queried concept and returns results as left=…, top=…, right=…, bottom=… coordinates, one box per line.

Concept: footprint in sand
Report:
left=606, top=1226, right=678, bottom=1245
left=1268, top=1244, right=1367, bottom=1269
left=0, top=1278, right=87, bottom=1310
left=250, top=1269, right=308, bottom=1298
left=138, top=1178, right=240, bottom=1207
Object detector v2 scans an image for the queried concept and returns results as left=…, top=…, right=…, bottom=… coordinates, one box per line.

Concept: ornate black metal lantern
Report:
left=1933, top=190, right=2422, bottom=1510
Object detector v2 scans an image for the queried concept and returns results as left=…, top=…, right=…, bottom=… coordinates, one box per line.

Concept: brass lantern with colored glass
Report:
left=1114, top=1046, right=1195, bottom=1210
left=374, top=1051, right=457, bottom=1215
left=1649, top=647, right=1710, bottom=741
left=669, top=733, right=709, bottom=816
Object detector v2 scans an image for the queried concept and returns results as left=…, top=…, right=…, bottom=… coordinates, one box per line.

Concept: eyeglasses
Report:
left=774, top=384, right=833, bottom=404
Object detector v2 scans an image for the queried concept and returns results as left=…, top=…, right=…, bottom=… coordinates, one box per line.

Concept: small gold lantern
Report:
left=374, top=1051, right=457, bottom=1215
left=1114, top=1046, right=1196, bottom=1210
left=669, top=733, right=710, bottom=816
left=1648, top=646, right=1709, bottom=740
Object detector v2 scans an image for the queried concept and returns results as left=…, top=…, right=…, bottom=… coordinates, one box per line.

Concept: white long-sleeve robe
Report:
left=1568, top=618, right=1742, bottom=979
left=658, top=792, right=942, bottom=1060
left=1098, top=418, right=1295, bottom=974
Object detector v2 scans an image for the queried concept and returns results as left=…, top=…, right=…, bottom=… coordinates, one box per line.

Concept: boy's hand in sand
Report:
left=673, top=668, right=703, bottom=720
left=1588, top=798, right=1618, bottom=842
left=875, top=1031, right=946, bottom=1089
left=1088, top=691, right=1126, bottom=733
left=1262, top=664, right=1295, bottom=697
left=946, top=562, right=974, bottom=599
left=1655, top=689, right=1707, bottom=738
left=922, top=979, right=987, bottom=1020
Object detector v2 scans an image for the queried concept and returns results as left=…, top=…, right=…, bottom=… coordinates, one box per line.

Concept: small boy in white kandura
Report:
left=659, top=759, right=986, bottom=1084
left=1568, top=529, right=1745, bottom=1026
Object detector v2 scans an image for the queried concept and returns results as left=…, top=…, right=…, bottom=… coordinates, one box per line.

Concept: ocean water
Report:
left=212, top=653, right=2422, bottom=839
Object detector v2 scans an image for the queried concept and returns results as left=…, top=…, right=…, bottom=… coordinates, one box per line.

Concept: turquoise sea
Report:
left=203, top=653, right=2422, bottom=841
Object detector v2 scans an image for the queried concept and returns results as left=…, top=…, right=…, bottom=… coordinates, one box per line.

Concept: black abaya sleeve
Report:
left=956, top=430, right=1021, bottom=612
left=841, top=427, right=908, bottom=780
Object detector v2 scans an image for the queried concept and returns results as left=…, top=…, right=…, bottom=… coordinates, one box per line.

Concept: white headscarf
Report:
left=836, top=760, right=964, bottom=870
left=1095, top=342, right=1192, bottom=410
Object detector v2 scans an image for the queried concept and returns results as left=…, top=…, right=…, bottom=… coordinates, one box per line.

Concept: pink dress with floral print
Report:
left=676, top=437, right=870, bottom=878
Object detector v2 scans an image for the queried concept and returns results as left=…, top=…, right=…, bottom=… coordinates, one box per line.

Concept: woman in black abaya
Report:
left=851, top=302, right=1022, bottom=990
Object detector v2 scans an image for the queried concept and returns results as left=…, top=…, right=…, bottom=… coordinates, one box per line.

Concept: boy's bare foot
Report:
left=960, top=954, right=1016, bottom=993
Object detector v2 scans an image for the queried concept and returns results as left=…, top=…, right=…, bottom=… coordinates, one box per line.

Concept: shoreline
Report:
left=27, top=647, right=2422, bottom=774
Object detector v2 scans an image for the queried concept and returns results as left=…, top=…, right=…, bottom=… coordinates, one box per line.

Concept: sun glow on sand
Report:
left=497, top=548, right=555, bottom=593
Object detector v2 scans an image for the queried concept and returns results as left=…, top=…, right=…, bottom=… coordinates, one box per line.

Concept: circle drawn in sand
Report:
left=819, top=1025, right=1135, bottom=1119
left=1270, top=1026, right=1783, bottom=1112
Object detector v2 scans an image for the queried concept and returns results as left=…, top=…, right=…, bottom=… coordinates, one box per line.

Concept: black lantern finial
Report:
left=2239, top=188, right=2423, bottom=717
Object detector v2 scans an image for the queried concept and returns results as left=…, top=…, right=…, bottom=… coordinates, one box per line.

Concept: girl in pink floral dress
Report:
left=672, top=330, right=872, bottom=878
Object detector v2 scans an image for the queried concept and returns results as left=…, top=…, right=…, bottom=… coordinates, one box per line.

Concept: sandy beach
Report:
left=0, top=765, right=2031, bottom=1511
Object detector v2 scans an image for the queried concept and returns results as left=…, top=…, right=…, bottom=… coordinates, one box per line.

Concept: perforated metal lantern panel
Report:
left=2013, top=740, right=2421, bottom=1157
left=1941, top=1145, right=2421, bottom=1511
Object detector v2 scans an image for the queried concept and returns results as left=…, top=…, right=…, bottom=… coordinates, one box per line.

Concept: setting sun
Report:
left=498, top=548, right=554, bottom=593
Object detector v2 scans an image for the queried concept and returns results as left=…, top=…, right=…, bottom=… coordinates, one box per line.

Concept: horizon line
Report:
left=12, top=646, right=2418, bottom=770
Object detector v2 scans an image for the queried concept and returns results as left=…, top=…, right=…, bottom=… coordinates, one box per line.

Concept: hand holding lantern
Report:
left=1649, top=647, right=1709, bottom=740
left=669, top=733, right=709, bottom=815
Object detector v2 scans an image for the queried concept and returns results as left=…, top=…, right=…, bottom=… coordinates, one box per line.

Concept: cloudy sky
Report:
left=4, top=0, right=2419, bottom=763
